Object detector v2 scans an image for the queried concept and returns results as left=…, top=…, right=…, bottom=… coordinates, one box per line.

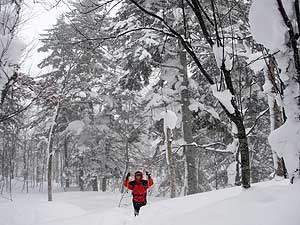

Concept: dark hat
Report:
left=135, top=171, right=143, bottom=177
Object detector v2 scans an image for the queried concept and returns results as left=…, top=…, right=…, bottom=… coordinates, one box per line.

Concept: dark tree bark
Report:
left=47, top=149, right=53, bottom=200
left=235, top=117, right=251, bottom=188
left=79, top=156, right=84, bottom=191
left=92, top=176, right=98, bottom=191
left=63, top=136, right=70, bottom=188
left=101, top=177, right=107, bottom=192
left=48, top=103, right=61, bottom=201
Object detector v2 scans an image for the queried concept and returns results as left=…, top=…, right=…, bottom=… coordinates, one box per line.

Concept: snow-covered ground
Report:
left=136, top=180, right=300, bottom=225
left=0, top=190, right=136, bottom=225
left=0, top=180, right=299, bottom=225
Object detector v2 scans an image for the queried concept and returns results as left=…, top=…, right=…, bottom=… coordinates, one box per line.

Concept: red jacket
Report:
left=123, top=177, right=153, bottom=203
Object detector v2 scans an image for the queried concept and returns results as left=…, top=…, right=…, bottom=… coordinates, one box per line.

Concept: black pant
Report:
left=133, top=201, right=146, bottom=216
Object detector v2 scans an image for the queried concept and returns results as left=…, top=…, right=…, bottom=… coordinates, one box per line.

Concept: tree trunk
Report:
left=63, top=137, right=70, bottom=188
left=23, top=140, right=28, bottom=192
left=266, top=57, right=287, bottom=178
left=121, top=138, right=129, bottom=193
left=47, top=103, right=60, bottom=201
left=101, top=177, right=107, bottom=192
left=179, top=43, right=198, bottom=195
left=166, top=128, right=176, bottom=198
left=275, top=0, right=300, bottom=181
left=92, top=176, right=98, bottom=191
left=79, top=169, right=84, bottom=191
left=26, top=143, right=30, bottom=192
left=47, top=154, right=53, bottom=200
left=54, top=151, right=60, bottom=184
left=40, top=145, right=47, bottom=192
left=79, top=156, right=84, bottom=191
left=235, top=148, right=241, bottom=186
left=221, top=63, right=251, bottom=188
left=235, top=118, right=251, bottom=188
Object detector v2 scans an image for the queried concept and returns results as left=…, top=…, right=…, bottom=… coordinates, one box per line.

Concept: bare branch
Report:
left=246, top=108, right=269, bottom=136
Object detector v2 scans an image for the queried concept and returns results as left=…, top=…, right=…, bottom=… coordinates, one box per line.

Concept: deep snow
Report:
left=0, top=180, right=299, bottom=225
left=134, top=180, right=300, bottom=225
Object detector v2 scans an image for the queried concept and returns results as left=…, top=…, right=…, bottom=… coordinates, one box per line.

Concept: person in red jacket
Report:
left=123, top=170, right=153, bottom=216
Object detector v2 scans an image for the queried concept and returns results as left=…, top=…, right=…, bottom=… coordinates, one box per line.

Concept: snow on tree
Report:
left=250, top=0, right=300, bottom=181
left=0, top=0, right=284, bottom=201
left=157, top=110, right=178, bottom=137
left=155, top=110, right=177, bottom=161
left=0, top=1, right=25, bottom=104
left=65, top=120, right=85, bottom=136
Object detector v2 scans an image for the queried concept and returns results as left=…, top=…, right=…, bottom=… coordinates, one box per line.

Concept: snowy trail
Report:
left=1, top=180, right=299, bottom=225
left=0, top=190, right=165, bottom=225
left=0, top=191, right=135, bottom=225
left=36, top=207, right=131, bottom=225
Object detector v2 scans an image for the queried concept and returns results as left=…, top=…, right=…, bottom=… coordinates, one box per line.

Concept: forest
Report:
left=0, top=0, right=299, bottom=208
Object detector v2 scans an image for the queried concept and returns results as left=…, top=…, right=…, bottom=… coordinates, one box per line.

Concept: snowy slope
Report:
left=132, top=180, right=300, bottom=225
left=0, top=180, right=299, bottom=225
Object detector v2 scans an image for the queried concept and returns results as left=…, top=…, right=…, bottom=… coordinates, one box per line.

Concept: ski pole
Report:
left=118, top=189, right=128, bottom=207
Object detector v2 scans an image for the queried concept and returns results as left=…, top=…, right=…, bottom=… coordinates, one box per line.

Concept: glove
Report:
left=146, top=171, right=151, bottom=177
left=126, top=172, right=130, bottom=180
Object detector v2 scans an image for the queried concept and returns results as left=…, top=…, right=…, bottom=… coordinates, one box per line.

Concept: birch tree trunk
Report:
left=47, top=103, right=60, bottom=201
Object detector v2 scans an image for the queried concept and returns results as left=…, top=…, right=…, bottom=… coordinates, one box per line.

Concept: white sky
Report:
left=19, top=1, right=67, bottom=76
